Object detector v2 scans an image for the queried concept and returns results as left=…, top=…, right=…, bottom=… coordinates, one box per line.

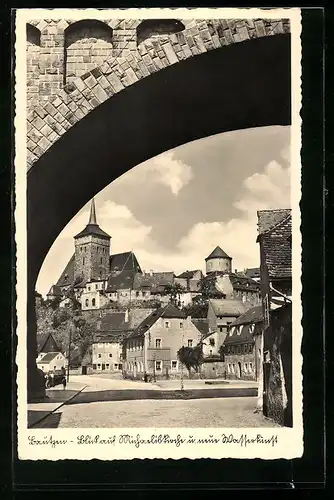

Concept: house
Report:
left=256, top=209, right=292, bottom=427
left=36, top=331, right=62, bottom=362
left=37, top=351, right=66, bottom=373
left=245, top=267, right=261, bottom=282
left=91, top=308, right=155, bottom=373
left=174, top=270, right=204, bottom=306
left=207, top=298, right=249, bottom=353
left=257, top=208, right=292, bottom=309
left=123, top=304, right=202, bottom=379
left=223, top=305, right=263, bottom=381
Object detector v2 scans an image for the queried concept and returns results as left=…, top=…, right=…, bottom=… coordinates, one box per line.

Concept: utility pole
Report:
left=180, top=327, right=184, bottom=391
left=153, top=353, right=156, bottom=383
left=67, top=326, right=72, bottom=383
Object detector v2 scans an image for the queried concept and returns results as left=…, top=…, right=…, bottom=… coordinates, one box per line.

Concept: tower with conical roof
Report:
left=205, top=246, right=232, bottom=274
left=73, top=198, right=111, bottom=283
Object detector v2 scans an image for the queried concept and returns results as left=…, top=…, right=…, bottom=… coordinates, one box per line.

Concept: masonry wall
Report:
left=74, top=234, right=110, bottom=282
left=263, top=304, right=292, bottom=427
left=224, top=350, right=256, bottom=380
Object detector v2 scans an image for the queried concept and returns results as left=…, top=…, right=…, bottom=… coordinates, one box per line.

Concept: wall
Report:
left=81, top=289, right=110, bottom=310
left=92, top=341, right=122, bottom=371
left=263, top=303, right=292, bottom=427
left=224, top=349, right=256, bottom=380
left=27, top=24, right=41, bottom=107
left=38, top=353, right=66, bottom=373
left=201, top=360, right=226, bottom=379
left=206, top=257, right=231, bottom=274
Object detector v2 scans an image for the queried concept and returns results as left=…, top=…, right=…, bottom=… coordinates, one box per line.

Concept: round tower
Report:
left=205, top=246, right=232, bottom=274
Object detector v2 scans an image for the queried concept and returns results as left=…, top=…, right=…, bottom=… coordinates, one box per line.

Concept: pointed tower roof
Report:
left=205, top=245, right=232, bottom=261
left=74, top=198, right=111, bottom=240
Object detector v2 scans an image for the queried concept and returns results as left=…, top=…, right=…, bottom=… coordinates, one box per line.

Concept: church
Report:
left=47, top=199, right=260, bottom=310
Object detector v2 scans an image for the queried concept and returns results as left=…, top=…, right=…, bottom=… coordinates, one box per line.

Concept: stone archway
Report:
left=26, top=33, right=291, bottom=399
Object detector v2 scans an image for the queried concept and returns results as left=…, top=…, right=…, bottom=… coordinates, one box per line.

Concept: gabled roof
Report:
left=133, top=272, right=175, bottom=292
left=37, top=352, right=61, bottom=364
left=228, top=272, right=260, bottom=292
left=127, top=304, right=186, bottom=339
left=205, top=246, right=232, bottom=261
left=191, top=319, right=210, bottom=338
left=47, top=284, right=62, bottom=297
left=56, top=254, right=75, bottom=287
left=245, top=267, right=261, bottom=279
left=257, top=209, right=291, bottom=235
left=257, top=210, right=292, bottom=279
left=36, top=331, right=59, bottom=354
left=209, top=299, right=248, bottom=317
left=229, top=305, right=263, bottom=326
left=176, top=270, right=202, bottom=280
left=224, top=323, right=260, bottom=345
left=106, top=269, right=136, bottom=291
left=109, top=251, right=142, bottom=274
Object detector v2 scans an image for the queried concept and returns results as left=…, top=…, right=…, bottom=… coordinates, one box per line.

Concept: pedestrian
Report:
left=62, top=376, right=67, bottom=390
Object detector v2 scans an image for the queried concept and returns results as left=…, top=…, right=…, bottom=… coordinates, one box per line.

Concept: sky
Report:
left=36, top=125, right=291, bottom=297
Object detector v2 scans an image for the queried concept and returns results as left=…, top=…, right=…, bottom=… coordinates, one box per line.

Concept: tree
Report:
left=177, top=345, right=203, bottom=377
left=162, top=283, right=186, bottom=307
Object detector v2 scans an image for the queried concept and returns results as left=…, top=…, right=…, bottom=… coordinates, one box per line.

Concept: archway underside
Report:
left=28, top=34, right=291, bottom=288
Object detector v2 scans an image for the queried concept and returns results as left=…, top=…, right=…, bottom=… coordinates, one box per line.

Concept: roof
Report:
left=245, top=267, right=261, bottom=279
left=36, top=331, right=59, bottom=353
left=127, top=304, right=186, bottom=339
left=209, top=299, right=248, bottom=317
left=74, top=223, right=111, bottom=240
left=109, top=251, right=142, bottom=274
left=258, top=211, right=292, bottom=278
left=47, top=284, right=62, bottom=297
left=56, top=254, right=75, bottom=287
left=224, top=323, right=260, bottom=345
left=229, top=305, right=263, bottom=326
left=176, top=270, right=202, bottom=279
left=99, top=312, right=127, bottom=331
left=95, top=309, right=156, bottom=343
left=257, top=209, right=291, bottom=235
left=191, top=319, right=210, bottom=337
left=133, top=272, right=175, bottom=292
left=37, top=352, right=61, bottom=364
left=205, top=246, right=232, bottom=261
left=106, top=269, right=136, bottom=291
left=228, top=272, right=260, bottom=292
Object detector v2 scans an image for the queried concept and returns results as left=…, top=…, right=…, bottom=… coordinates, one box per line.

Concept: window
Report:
left=188, top=339, right=193, bottom=348
left=98, top=353, right=102, bottom=358
left=83, top=257, right=85, bottom=265
left=249, top=363, right=253, bottom=371
left=95, top=284, right=98, bottom=290
left=92, top=298, right=96, bottom=307
left=109, top=353, right=112, bottom=358
left=228, top=363, right=231, bottom=373
left=136, top=291, right=140, bottom=297
left=231, top=364, right=235, bottom=373
left=100, top=257, right=103, bottom=264
left=165, top=321, right=170, bottom=328
left=171, top=360, right=177, bottom=371
left=114, top=364, right=118, bottom=369
left=209, top=338, right=215, bottom=347
left=180, top=322, right=183, bottom=328
left=237, top=326, right=242, bottom=335
left=249, top=324, right=255, bottom=334
left=209, top=349, right=213, bottom=355
left=237, top=345, right=241, bottom=354
left=106, top=363, right=110, bottom=369
left=245, top=362, right=248, bottom=372
left=155, top=339, right=161, bottom=348
left=219, top=326, right=224, bottom=333
left=85, top=299, right=89, bottom=307
left=97, top=364, right=101, bottom=370
left=155, top=360, right=162, bottom=371
left=87, top=286, right=91, bottom=291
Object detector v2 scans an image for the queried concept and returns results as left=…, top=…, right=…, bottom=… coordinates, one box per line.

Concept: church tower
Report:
left=73, top=199, right=111, bottom=283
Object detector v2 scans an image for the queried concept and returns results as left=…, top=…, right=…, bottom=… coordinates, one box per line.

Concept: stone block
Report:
left=237, top=26, right=250, bottom=41
left=37, top=135, right=51, bottom=151
left=58, top=102, right=71, bottom=117
left=193, top=35, right=207, bottom=53
left=138, top=61, right=150, bottom=78
left=28, top=126, right=43, bottom=143
left=161, top=43, right=178, bottom=65
left=83, top=74, right=98, bottom=89
left=40, top=123, right=53, bottom=137
left=106, top=72, right=124, bottom=93
left=223, top=28, right=234, bottom=45
left=124, top=67, right=139, bottom=84
left=254, top=20, right=266, bottom=38
left=211, top=34, right=221, bottom=49
left=92, top=84, right=108, bottom=103
left=48, top=130, right=59, bottom=143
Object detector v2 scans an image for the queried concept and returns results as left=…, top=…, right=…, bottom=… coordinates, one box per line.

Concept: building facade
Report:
left=123, top=304, right=202, bottom=379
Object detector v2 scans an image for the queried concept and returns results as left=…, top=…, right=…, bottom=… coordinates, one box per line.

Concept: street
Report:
left=33, top=375, right=279, bottom=428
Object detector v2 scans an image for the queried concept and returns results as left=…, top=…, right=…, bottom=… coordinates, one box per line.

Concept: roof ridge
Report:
left=260, top=212, right=292, bottom=236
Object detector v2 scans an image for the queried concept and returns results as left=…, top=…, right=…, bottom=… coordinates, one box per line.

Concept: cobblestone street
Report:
left=33, top=375, right=279, bottom=428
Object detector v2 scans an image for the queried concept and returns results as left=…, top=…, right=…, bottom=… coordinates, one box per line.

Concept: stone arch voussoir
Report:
left=26, top=17, right=290, bottom=168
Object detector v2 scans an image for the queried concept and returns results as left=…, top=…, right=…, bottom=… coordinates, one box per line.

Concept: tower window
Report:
left=85, top=299, right=89, bottom=307
left=100, top=257, right=103, bottom=264
left=83, top=257, right=85, bottom=265
left=92, top=298, right=96, bottom=307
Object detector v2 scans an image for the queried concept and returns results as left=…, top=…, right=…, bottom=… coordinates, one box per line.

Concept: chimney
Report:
left=235, top=269, right=238, bottom=273
left=124, top=309, right=129, bottom=322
